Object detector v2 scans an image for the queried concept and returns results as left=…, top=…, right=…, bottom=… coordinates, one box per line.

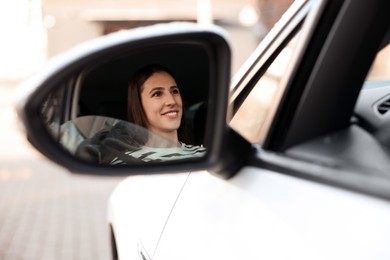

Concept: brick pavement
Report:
left=0, top=84, right=125, bottom=260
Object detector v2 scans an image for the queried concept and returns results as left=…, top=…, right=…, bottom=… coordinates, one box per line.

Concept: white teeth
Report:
left=164, top=111, right=177, bottom=116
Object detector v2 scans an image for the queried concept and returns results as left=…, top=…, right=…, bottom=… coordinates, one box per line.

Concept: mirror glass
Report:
left=40, top=45, right=210, bottom=165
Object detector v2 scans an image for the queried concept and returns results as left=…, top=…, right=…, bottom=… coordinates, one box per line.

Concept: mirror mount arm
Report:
left=210, top=127, right=254, bottom=179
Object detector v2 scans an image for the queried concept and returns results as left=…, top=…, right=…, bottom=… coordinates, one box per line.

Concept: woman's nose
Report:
left=165, top=93, right=177, bottom=105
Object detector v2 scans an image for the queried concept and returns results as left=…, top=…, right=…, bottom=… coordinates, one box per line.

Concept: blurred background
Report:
left=0, top=0, right=294, bottom=83
left=0, top=0, right=293, bottom=259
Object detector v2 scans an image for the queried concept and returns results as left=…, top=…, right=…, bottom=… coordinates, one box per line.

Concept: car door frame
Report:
left=226, top=0, right=390, bottom=199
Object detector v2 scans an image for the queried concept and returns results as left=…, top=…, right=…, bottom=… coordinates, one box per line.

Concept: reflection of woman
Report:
left=109, top=64, right=206, bottom=164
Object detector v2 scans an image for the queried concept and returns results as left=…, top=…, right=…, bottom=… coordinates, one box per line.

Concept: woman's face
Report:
left=140, top=71, right=183, bottom=138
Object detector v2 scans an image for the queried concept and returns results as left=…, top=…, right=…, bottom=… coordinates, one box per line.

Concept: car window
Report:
left=231, top=37, right=390, bottom=146
left=366, top=43, right=390, bottom=81
left=229, top=33, right=300, bottom=144
left=41, top=85, right=67, bottom=138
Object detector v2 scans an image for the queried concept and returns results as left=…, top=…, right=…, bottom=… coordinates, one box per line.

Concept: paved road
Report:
left=0, top=84, right=125, bottom=260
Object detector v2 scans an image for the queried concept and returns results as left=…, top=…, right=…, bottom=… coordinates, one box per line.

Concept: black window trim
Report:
left=229, top=0, right=310, bottom=110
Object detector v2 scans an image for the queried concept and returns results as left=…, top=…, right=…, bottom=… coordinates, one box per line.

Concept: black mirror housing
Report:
left=16, top=22, right=243, bottom=176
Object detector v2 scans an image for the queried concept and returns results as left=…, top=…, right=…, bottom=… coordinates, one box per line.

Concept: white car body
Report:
left=108, top=166, right=390, bottom=260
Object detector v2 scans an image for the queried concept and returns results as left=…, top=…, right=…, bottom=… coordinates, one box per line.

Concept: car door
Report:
left=152, top=0, right=390, bottom=259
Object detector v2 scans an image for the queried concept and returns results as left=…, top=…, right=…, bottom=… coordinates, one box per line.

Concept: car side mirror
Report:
left=16, top=22, right=251, bottom=177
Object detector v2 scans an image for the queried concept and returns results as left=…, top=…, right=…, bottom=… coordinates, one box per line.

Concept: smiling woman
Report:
left=128, top=64, right=185, bottom=145
left=106, top=64, right=207, bottom=165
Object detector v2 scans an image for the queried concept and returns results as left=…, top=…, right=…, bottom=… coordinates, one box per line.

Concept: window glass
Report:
left=230, top=34, right=299, bottom=144
left=41, top=85, right=66, bottom=140
left=230, top=35, right=390, bottom=145
left=366, top=43, right=390, bottom=81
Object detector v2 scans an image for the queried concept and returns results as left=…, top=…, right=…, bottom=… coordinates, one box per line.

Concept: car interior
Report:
left=75, top=44, right=210, bottom=146
left=40, top=43, right=213, bottom=163
left=354, top=37, right=390, bottom=150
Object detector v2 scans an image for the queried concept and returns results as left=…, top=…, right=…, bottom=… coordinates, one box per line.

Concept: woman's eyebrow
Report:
left=148, top=85, right=178, bottom=94
left=148, top=87, right=164, bottom=94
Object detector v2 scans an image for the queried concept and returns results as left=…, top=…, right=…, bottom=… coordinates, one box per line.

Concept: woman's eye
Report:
left=152, top=91, right=162, bottom=97
left=171, top=88, right=180, bottom=95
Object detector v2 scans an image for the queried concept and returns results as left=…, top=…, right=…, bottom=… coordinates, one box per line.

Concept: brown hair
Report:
left=127, top=64, right=189, bottom=143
